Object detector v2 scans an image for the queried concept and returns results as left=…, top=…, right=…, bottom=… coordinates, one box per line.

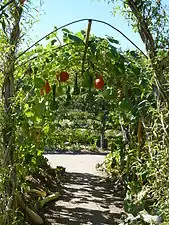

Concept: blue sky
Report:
left=26, top=0, right=167, bottom=52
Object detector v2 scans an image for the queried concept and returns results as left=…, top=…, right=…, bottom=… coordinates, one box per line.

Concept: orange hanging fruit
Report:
left=94, top=76, right=104, bottom=90
left=44, top=80, right=51, bottom=94
left=57, top=71, right=69, bottom=82
left=40, top=87, right=44, bottom=96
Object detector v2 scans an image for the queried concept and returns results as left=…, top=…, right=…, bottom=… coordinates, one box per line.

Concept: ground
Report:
left=41, top=153, right=124, bottom=225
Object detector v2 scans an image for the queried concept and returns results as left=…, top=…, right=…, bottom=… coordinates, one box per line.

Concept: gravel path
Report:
left=44, top=154, right=124, bottom=225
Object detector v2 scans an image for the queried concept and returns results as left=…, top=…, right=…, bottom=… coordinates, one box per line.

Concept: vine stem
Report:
left=17, top=18, right=148, bottom=59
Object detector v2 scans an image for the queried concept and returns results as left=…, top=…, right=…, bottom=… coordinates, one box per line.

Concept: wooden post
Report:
left=81, top=19, right=92, bottom=76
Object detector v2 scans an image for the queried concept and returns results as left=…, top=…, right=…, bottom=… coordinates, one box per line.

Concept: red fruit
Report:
left=94, top=77, right=104, bottom=90
left=44, top=81, right=51, bottom=94
left=40, top=87, right=44, bottom=96
left=57, top=71, right=69, bottom=82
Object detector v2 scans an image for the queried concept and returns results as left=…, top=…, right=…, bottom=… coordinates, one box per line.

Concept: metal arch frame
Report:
left=17, top=18, right=148, bottom=59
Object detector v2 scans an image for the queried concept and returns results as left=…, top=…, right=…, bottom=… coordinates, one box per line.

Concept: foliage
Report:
left=15, top=22, right=159, bottom=222
left=15, top=27, right=125, bottom=154
left=1, top=0, right=169, bottom=224
left=99, top=0, right=169, bottom=224
left=1, top=9, right=132, bottom=222
left=15, top=25, right=157, bottom=225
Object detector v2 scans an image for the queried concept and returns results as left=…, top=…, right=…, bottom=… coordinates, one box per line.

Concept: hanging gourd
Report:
left=94, top=76, right=104, bottom=90
left=72, top=73, right=80, bottom=95
left=52, top=84, right=56, bottom=101
left=44, top=80, right=51, bottom=94
left=57, top=71, right=69, bottom=82
left=65, top=85, right=71, bottom=106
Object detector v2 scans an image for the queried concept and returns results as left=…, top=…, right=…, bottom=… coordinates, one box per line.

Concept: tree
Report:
left=0, top=1, right=44, bottom=224
left=103, top=0, right=169, bottom=222
left=0, top=1, right=24, bottom=224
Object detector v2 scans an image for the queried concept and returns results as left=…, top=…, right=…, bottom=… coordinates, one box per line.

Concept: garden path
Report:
left=44, top=153, right=124, bottom=225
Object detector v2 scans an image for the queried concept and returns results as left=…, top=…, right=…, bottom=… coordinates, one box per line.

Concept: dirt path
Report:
left=44, top=154, right=124, bottom=225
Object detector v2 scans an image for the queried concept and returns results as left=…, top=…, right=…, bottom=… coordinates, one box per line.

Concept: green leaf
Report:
left=72, top=73, right=80, bottom=95
left=81, top=71, right=93, bottom=89
left=110, top=46, right=118, bottom=58
left=32, top=101, right=45, bottom=116
left=24, top=153, right=33, bottom=164
left=106, top=36, right=119, bottom=45
left=2, top=18, right=6, bottom=33
left=37, top=150, right=43, bottom=156
left=31, top=157, right=36, bottom=165
left=68, top=33, right=83, bottom=43
left=102, top=88, right=117, bottom=100
left=50, top=100, right=59, bottom=111
left=34, top=77, right=45, bottom=88
left=89, top=42, right=97, bottom=55
left=25, top=111, right=34, bottom=118
left=43, top=124, right=50, bottom=134
left=45, top=31, right=57, bottom=40
left=62, top=28, right=71, bottom=33
left=75, top=31, right=85, bottom=40
left=52, top=84, right=56, bottom=101
left=51, top=39, right=57, bottom=45
left=119, top=98, right=133, bottom=111
left=24, top=104, right=29, bottom=111
left=131, top=65, right=140, bottom=75
left=56, top=84, right=64, bottom=97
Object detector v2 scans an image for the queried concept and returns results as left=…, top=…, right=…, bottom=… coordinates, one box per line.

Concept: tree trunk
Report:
left=2, top=2, right=23, bottom=224
left=127, top=0, right=169, bottom=105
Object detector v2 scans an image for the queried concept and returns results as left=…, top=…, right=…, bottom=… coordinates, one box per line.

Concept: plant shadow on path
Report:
left=42, top=171, right=124, bottom=225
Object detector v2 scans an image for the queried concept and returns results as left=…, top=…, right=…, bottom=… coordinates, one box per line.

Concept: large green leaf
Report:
left=89, top=42, right=97, bottom=55
left=106, top=36, right=119, bottom=45
left=32, top=101, right=45, bottom=116
left=110, top=46, right=118, bottom=58
left=62, top=28, right=71, bottom=33
left=102, top=88, right=117, bottom=100
left=68, top=33, right=83, bottom=43
left=81, top=71, right=93, bottom=88
left=55, top=84, right=64, bottom=97
left=34, top=77, right=45, bottom=88
left=119, top=98, right=133, bottom=111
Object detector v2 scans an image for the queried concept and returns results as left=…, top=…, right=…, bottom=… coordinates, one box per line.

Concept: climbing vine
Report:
left=1, top=0, right=169, bottom=224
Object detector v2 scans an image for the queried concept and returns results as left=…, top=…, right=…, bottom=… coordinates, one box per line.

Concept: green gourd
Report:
left=72, top=73, right=80, bottom=95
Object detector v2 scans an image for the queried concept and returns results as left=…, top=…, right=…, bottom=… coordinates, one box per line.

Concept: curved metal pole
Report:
left=93, top=19, right=147, bottom=59
left=17, top=18, right=148, bottom=59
